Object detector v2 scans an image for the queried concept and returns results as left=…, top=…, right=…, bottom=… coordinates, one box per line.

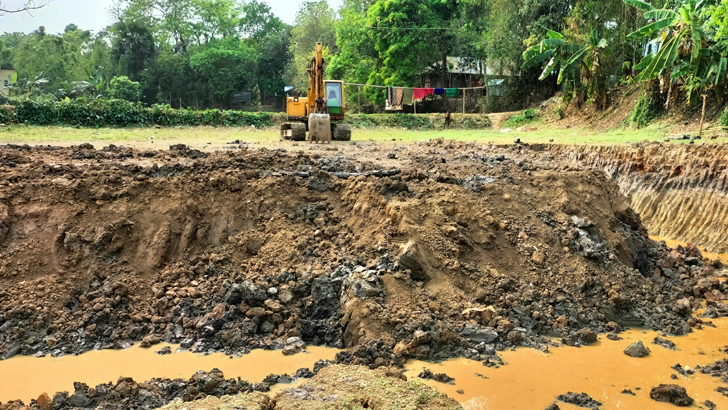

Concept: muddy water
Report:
left=406, top=318, right=728, bottom=409
left=2, top=327, right=727, bottom=409
left=650, top=235, right=728, bottom=264
left=0, top=345, right=338, bottom=403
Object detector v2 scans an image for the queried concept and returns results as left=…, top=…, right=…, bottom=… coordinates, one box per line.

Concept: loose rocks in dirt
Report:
left=650, top=384, right=693, bottom=406
left=555, top=392, right=602, bottom=409
left=418, top=368, right=455, bottom=384
left=0, top=143, right=713, bottom=369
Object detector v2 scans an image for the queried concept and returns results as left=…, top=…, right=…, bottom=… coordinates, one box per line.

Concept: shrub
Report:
left=628, top=93, right=664, bottom=128
left=504, top=109, right=539, bottom=127
left=719, top=106, right=728, bottom=127
left=109, top=76, right=141, bottom=102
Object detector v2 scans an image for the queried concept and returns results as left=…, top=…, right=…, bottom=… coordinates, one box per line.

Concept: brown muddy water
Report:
left=2, top=321, right=728, bottom=409
left=406, top=318, right=728, bottom=409
left=0, top=345, right=338, bottom=404
left=650, top=236, right=728, bottom=265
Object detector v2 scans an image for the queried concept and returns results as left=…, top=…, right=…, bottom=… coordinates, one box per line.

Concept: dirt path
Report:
left=486, top=110, right=522, bottom=129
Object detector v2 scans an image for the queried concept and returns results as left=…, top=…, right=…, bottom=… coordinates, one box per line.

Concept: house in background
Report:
left=0, top=65, right=15, bottom=97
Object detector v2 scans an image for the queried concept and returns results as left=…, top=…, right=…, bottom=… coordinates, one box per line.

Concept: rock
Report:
left=36, top=393, right=53, bottom=410
left=704, top=400, right=716, bottom=410
left=156, top=346, right=172, bottom=355
left=398, top=241, right=426, bottom=281
left=507, top=330, right=524, bottom=343
left=624, top=341, right=650, bottom=358
left=461, top=325, right=498, bottom=343
left=246, top=307, right=267, bottom=318
left=294, top=368, right=315, bottom=378
left=575, top=328, right=597, bottom=344
left=412, top=330, right=430, bottom=346
left=3, top=341, right=21, bottom=359
left=652, top=336, right=678, bottom=350
left=674, top=298, right=691, bottom=315
left=140, top=334, right=162, bottom=348
left=532, top=251, right=545, bottom=265
left=650, top=384, right=693, bottom=406
left=621, top=389, right=635, bottom=395
left=418, top=368, right=455, bottom=384
left=393, top=342, right=409, bottom=356
left=545, top=404, right=560, bottom=410
left=240, top=280, right=267, bottom=306
left=556, top=392, right=601, bottom=409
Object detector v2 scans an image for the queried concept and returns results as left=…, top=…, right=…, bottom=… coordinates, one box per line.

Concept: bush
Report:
left=1, top=98, right=277, bottom=128
left=109, top=76, right=141, bottom=102
left=628, top=93, right=664, bottom=128
left=343, top=113, right=491, bottom=129
left=719, top=106, right=728, bottom=127
left=504, top=109, right=539, bottom=128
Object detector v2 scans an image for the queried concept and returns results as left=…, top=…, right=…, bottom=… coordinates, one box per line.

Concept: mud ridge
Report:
left=0, top=141, right=726, bottom=382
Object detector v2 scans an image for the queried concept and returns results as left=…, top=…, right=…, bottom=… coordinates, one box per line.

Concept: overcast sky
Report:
left=0, top=0, right=343, bottom=35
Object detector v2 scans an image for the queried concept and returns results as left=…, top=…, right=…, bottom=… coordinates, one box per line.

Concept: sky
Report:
left=0, top=0, right=343, bottom=35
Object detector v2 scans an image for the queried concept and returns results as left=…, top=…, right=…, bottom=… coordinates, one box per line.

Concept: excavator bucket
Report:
left=308, top=113, right=331, bottom=143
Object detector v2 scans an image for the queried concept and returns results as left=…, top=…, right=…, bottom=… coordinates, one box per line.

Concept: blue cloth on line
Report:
left=434, top=88, right=445, bottom=95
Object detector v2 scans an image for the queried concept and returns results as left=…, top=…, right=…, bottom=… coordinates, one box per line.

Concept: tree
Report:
left=110, top=21, right=157, bottom=81
left=366, top=0, right=459, bottom=88
left=523, top=29, right=610, bottom=108
left=109, top=75, right=141, bottom=101
left=256, top=29, right=292, bottom=105
left=625, top=0, right=724, bottom=105
left=0, top=0, right=48, bottom=15
left=189, top=37, right=257, bottom=107
left=289, top=1, right=337, bottom=91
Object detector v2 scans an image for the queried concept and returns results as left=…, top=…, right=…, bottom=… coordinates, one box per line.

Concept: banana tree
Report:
left=71, top=66, right=106, bottom=99
left=522, top=29, right=610, bottom=109
left=624, top=0, right=725, bottom=104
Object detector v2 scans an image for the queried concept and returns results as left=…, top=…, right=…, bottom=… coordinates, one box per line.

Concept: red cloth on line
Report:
left=413, top=88, right=434, bottom=101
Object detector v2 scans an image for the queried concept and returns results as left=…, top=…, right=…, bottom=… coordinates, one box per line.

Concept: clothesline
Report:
left=343, top=82, right=486, bottom=90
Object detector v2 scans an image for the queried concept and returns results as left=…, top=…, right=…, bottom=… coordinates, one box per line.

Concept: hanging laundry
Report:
left=434, top=88, right=445, bottom=96
left=445, top=88, right=458, bottom=98
left=402, top=89, right=413, bottom=105
left=413, top=88, right=434, bottom=101
left=386, top=87, right=404, bottom=110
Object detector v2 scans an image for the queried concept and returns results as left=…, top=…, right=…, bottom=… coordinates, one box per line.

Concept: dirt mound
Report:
left=0, top=141, right=724, bottom=373
left=551, top=143, right=728, bottom=254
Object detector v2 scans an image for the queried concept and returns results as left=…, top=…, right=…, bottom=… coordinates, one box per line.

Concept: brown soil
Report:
left=551, top=143, right=728, bottom=254
left=0, top=140, right=727, bottom=408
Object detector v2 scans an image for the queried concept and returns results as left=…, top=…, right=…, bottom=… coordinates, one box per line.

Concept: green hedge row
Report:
left=2, top=99, right=282, bottom=128
left=343, top=113, right=492, bottom=130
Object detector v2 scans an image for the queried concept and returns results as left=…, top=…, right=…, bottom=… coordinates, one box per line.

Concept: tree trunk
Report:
left=441, top=53, right=448, bottom=88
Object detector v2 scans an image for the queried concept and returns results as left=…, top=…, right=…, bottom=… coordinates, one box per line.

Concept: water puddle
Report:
left=650, top=235, right=728, bottom=264
left=1, top=323, right=727, bottom=408
left=0, top=345, right=338, bottom=404
left=405, top=318, right=728, bottom=409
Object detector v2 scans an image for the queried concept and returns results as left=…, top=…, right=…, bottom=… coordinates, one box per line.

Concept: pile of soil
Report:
left=0, top=140, right=725, bottom=381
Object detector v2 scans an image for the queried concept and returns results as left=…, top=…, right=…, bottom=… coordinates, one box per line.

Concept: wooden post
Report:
left=414, top=98, right=417, bottom=115
left=699, top=94, right=708, bottom=138
left=358, top=86, right=361, bottom=113
left=462, top=89, right=466, bottom=114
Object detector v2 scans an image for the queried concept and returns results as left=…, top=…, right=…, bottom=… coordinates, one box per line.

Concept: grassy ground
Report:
left=1, top=122, right=726, bottom=148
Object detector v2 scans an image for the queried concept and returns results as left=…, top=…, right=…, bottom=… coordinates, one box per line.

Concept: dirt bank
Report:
left=550, top=143, right=728, bottom=254
left=0, top=141, right=725, bottom=377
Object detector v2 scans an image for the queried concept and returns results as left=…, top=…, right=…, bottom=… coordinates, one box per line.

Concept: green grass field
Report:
left=0, top=122, right=725, bottom=148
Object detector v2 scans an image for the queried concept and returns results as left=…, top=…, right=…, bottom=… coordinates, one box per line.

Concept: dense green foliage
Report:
left=3, top=99, right=277, bottom=127
left=343, top=113, right=492, bottom=129
left=504, top=109, right=540, bottom=128
left=7, top=0, right=728, bottom=126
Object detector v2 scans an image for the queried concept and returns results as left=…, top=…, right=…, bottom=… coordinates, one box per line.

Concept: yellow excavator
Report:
left=280, top=43, right=351, bottom=142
